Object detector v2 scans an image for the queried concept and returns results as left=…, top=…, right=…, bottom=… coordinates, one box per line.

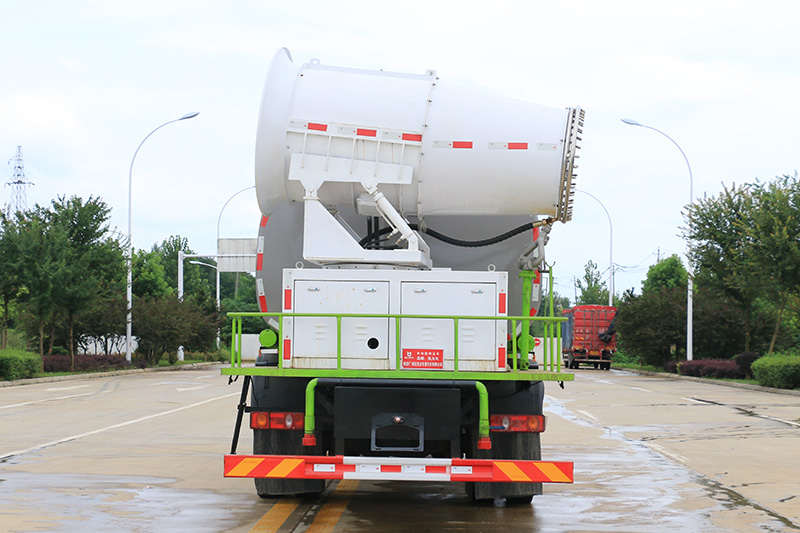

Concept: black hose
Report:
left=357, top=222, right=536, bottom=248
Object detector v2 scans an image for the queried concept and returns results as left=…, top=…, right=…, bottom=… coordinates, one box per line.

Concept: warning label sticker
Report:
left=402, top=349, right=444, bottom=369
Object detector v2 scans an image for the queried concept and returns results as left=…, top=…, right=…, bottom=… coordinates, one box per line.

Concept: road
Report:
left=1, top=366, right=798, bottom=532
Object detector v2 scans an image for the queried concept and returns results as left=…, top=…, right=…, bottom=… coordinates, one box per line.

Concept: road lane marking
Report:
left=0, top=392, right=239, bottom=460
left=576, top=409, right=599, bottom=423
left=0, top=391, right=97, bottom=410
left=306, top=479, right=360, bottom=532
left=628, top=387, right=651, bottom=393
left=176, top=386, right=206, bottom=392
left=46, top=385, right=91, bottom=391
left=249, top=499, right=301, bottom=532
left=646, top=442, right=688, bottom=464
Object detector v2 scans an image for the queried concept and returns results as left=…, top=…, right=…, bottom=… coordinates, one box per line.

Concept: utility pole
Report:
left=5, top=146, right=33, bottom=213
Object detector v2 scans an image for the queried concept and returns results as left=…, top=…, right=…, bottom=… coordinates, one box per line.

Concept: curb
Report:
left=619, top=368, right=800, bottom=397
left=0, top=362, right=222, bottom=388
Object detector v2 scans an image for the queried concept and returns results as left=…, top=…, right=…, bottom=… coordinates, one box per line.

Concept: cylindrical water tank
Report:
left=255, top=48, right=583, bottom=222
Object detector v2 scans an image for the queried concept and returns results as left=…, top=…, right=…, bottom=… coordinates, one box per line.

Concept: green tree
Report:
left=133, top=294, right=217, bottom=365
left=746, top=174, right=800, bottom=353
left=132, top=250, right=173, bottom=298
left=153, top=235, right=212, bottom=301
left=0, top=212, right=23, bottom=349
left=576, top=260, right=608, bottom=305
left=641, top=255, right=687, bottom=293
left=684, top=184, right=763, bottom=350
left=47, top=196, right=123, bottom=370
left=10, top=209, right=63, bottom=363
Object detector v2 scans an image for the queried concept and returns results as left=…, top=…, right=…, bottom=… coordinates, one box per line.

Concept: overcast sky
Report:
left=2, top=1, right=797, bottom=302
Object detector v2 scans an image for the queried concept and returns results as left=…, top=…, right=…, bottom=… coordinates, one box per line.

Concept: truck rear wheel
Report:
left=253, top=428, right=326, bottom=498
left=465, top=381, right=543, bottom=504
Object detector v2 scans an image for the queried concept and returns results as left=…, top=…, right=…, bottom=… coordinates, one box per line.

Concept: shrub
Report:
left=678, top=359, right=744, bottom=379
left=43, top=354, right=133, bottom=373
left=0, top=349, right=41, bottom=380
left=663, top=361, right=678, bottom=374
left=733, top=351, right=761, bottom=378
left=751, top=355, right=800, bottom=390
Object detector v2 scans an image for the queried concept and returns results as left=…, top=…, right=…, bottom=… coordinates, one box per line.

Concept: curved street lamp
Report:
left=126, top=112, right=199, bottom=362
left=621, top=118, right=694, bottom=361
left=576, top=189, right=613, bottom=307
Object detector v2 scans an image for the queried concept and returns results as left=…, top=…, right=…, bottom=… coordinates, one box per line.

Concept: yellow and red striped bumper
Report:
left=224, top=455, right=573, bottom=483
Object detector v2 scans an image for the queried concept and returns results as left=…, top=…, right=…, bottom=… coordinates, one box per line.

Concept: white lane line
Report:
left=628, top=387, right=651, bottom=393
left=684, top=397, right=708, bottom=404
left=0, top=392, right=239, bottom=460
left=0, top=391, right=97, bottom=410
left=646, top=442, right=688, bottom=464
left=46, top=385, right=91, bottom=392
left=576, top=409, right=599, bottom=423
left=176, top=386, right=205, bottom=392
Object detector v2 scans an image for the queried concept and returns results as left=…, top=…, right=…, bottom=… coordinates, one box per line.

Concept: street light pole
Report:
left=621, top=118, right=694, bottom=360
left=126, top=112, right=199, bottom=362
left=576, top=190, right=613, bottom=306
left=190, top=260, right=220, bottom=349
left=216, top=186, right=256, bottom=310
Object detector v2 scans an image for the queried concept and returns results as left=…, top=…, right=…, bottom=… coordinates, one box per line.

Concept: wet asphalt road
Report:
left=1, top=366, right=798, bottom=532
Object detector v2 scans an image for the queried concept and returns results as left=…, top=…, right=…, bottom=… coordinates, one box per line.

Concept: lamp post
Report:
left=216, top=185, right=256, bottom=310
left=621, top=118, right=694, bottom=361
left=126, top=112, right=199, bottom=362
left=576, top=189, right=613, bottom=306
left=190, top=260, right=220, bottom=349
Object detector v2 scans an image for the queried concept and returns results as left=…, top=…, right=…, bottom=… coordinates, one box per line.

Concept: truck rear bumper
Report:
left=224, top=454, right=573, bottom=483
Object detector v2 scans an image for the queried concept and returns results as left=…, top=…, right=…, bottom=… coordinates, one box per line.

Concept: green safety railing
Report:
left=228, top=311, right=565, bottom=372
left=224, top=267, right=571, bottom=381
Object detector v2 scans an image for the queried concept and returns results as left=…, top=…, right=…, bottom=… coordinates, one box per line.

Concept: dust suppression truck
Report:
left=222, top=48, right=583, bottom=503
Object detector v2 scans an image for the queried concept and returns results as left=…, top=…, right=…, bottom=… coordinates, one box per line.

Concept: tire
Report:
left=506, top=495, right=534, bottom=505
left=253, top=429, right=326, bottom=498
left=465, top=382, right=543, bottom=503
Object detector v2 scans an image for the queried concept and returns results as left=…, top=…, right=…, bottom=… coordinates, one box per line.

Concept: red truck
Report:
left=561, top=305, right=617, bottom=370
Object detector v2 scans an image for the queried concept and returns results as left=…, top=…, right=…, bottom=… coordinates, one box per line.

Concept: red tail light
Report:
left=489, top=414, right=546, bottom=433
left=250, top=412, right=305, bottom=430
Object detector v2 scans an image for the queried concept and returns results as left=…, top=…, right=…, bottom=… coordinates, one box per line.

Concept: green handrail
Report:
left=228, top=311, right=565, bottom=372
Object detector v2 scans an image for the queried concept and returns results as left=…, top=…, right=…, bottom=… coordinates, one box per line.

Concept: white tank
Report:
left=255, top=48, right=583, bottom=222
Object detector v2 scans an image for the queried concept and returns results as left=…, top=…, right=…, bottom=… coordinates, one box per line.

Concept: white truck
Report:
left=223, top=48, right=582, bottom=503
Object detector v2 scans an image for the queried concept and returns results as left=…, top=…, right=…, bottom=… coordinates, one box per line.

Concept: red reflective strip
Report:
left=498, top=292, right=506, bottom=314
left=508, top=142, right=528, bottom=150
left=498, top=346, right=506, bottom=369
left=256, top=253, right=263, bottom=271
left=356, top=128, right=377, bottom=137
left=381, top=465, right=402, bottom=473
left=426, top=465, right=447, bottom=474
left=260, top=216, right=269, bottom=227
left=308, top=122, right=327, bottom=131
left=258, top=294, right=268, bottom=313
left=284, top=289, right=292, bottom=310
left=283, top=339, right=291, bottom=360
left=452, top=141, right=473, bottom=149
left=402, top=133, right=422, bottom=142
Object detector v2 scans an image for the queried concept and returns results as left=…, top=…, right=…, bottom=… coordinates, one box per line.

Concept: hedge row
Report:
left=43, top=354, right=135, bottom=373
left=677, top=359, right=744, bottom=379
left=0, top=350, right=41, bottom=381
left=751, top=355, right=800, bottom=390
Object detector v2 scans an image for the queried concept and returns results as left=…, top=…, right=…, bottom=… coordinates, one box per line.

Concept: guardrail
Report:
left=228, top=312, right=566, bottom=374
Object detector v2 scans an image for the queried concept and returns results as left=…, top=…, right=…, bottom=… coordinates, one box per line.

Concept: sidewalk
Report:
left=620, top=367, right=800, bottom=397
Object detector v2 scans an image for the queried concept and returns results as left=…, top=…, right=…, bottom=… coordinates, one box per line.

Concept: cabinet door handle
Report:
left=307, top=287, right=320, bottom=292
left=364, top=288, right=377, bottom=293
left=414, top=288, right=426, bottom=293
left=471, top=289, right=484, bottom=294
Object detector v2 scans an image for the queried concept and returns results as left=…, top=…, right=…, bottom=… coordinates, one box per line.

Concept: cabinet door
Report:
left=293, top=280, right=389, bottom=361
left=400, top=282, right=497, bottom=368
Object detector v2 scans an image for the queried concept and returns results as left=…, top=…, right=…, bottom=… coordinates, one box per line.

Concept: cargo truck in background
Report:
left=222, top=48, right=584, bottom=503
left=561, top=305, right=617, bottom=370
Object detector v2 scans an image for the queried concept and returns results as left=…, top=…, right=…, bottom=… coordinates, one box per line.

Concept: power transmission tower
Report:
left=6, top=146, right=33, bottom=213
